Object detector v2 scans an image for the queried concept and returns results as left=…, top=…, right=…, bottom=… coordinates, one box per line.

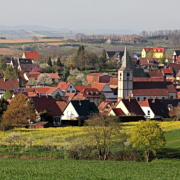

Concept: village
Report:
left=0, top=45, right=180, bottom=128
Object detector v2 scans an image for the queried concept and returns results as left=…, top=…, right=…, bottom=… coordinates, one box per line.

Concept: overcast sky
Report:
left=0, top=0, right=179, bottom=31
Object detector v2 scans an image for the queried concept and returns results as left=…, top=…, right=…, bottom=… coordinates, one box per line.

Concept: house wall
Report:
left=61, top=102, right=79, bottom=120
left=102, top=84, right=117, bottom=99
left=133, top=95, right=168, bottom=101
left=141, top=49, right=146, bottom=58
left=168, top=92, right=177, bottom=99
left=141, top=106, right=155, bottom=119
left=66, top=84, right=77, bottom=93
left=51, top=89, right=65, bottom=97
left=153, top=52, right=164, bottom=58
left=108, top=109, right=116, bottom=116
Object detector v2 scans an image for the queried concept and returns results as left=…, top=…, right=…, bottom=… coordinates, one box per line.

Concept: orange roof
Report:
left=24, top=51, right=40, bottom=60
left=57, top=82, right=71, bottom=90
left=34, top=88, right=51, bottom=94
left=46, top=87, right=60, bottom=94
left=64, top=93, right=76, bottom=101
left=144, top=48, right=165, bottom=53
left=161, top=68, right=173, bottom=74
left=91, top=82, right=106, bottom=91
left=56, top=101, right=67, bottom=112
left=75, top=85, right=91, bottom=92
left=47, top=73, right=59, bottom=79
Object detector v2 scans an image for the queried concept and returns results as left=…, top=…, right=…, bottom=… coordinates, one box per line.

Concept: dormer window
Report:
left=127, top=73, right=130, bottom=77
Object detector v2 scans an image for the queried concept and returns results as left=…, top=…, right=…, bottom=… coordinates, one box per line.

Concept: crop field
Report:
left=0, top=121, right=180, bottom=180
left=0, top=158, right=180, bottom=180
left=0, top=121, right=180, bottom=147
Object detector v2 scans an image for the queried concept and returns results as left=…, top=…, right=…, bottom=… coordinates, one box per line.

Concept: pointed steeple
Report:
left=120, top=47, right=130, bottom=71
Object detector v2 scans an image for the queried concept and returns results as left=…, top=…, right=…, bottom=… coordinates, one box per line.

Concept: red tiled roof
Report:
left=144, top=48, right=165, bottom=53
left=132, top=89, right=168, bottom=96
left=74, top=88, right=101, bottom=100
left=32, top=96, right=63, bottom=116
left=167, top=63, right=180, bottom=70
left=87, top=73, right=104, bottom=76
left=161, top=68, right=173, bottom=74
left=47, top=73, right=59, bottom=79
left=91, top=83, right=106, bottom=91
left=98, top=101, right=111, bottom=111
left=109, top=78, right=118, bottom=88
left=24, top=51, right=40, bottom=60
left=149, top=71, right=163, bottom=78
left=56, top=101, right=67, bottom=112
left=112, top=108, right=125, bottom=116
left=25, top=87, right=51, bottom=94
left=75, top=85, right=91, bottom=92
left=64, top=93, right=76, bottom=102
left=0, top=79, right=19, bottom=90
left=26, top=72, right=41, bottom=80
left=139, top=58, right=159, bottom=65
left=57, top=82, right=71, bottom=90
left=46, top=87, right=60, bottom=95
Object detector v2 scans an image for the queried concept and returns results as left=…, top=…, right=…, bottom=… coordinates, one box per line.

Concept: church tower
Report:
left=118, top=47, right=133, bottom=100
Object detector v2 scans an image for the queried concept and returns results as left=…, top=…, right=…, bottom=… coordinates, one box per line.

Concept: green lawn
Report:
left=0, top=158, right=179, bottom=180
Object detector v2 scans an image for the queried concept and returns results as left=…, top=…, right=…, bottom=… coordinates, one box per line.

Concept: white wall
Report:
left=61, top=102, right=79, bottom=120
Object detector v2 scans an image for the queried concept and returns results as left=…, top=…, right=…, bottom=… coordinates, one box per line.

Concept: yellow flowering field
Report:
left=0, top=121, right=180, bottom=146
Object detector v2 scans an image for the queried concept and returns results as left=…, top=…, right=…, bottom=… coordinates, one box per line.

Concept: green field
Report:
left=0, top=124, right=180, bottom=180
left=0, top=158, right=179, bottom=180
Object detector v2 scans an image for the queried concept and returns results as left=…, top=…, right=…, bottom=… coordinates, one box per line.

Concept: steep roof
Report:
left=32, top=96, right=63, bottom=116
left=139, top=99, right=170, bottom=118
left=46, top=87, right=61, bottom=95
left=120, top=47, right=131, bottom=71
left=121, top=99, right=145, bottom=116
left=161, top=68, right=173, bottom=74
left=98, top=101, right=111, bottom=111
left=19, top=64, right=36, bottom=72
left=57, top=82, right=71, bottom=90
left=149, top=71, right=163, bottom=78
left=19, top=58, right=33, bottom=64
left=74, top=88, right=101, bottom=100
left=112, top=108, right=125, bottom=116
left=70, top=100, right=99, bottom=116
left=0, top=79, right=19, bottom=90
left=139, top=58, right=159, bottom=66
left=75, top=85, right=91, bottom=92
left=23, top=51, right=40, bottom=60
left=56, top=101, right=67, bottom=112
left=91, top=82, right=106, bottom=91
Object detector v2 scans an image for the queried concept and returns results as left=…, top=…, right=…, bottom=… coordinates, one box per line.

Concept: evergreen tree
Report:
left=54, top=92, right=62, bottom=101
left=99, top=49, right=108, bottom=69
left=4, top=66, right=18, bottom=79
left=47, top=57, right=52, bottom=67
left=0, top=98, right=9, bottom=123
left=56, top=57, right=63, bottom=67
left=0, top=58, right=7, bottom=71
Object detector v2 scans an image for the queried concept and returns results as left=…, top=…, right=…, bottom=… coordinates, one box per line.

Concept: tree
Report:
left=47, top=57, right=53, bottom=67
left=99, top=49, right=108, bottom=69
left=1, top=93, right=36, bottom=130
left=37, top=74, right=53, bottom=86
left=3, top=90, right=12, bottom=100
left=147, top=50, right=154, bottom=58
left=56, top=57, right=63, bottom=67
left=4, top=66, right=19, bottom=79
left=54, top=92, right=62, bottom=101
left=0, top=57, right=7, bottom=71
left=130, top=120, right=166, bottom=162
left=0, top=98, right=9, bottom=123
left=31, top=66, right=42, bottom=73
left=86, top=115, right=126, bottom=160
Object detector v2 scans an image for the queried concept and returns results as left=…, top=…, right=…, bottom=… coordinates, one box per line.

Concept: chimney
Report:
left=129, top=98, right=131, bottom=102
left=3, top=77, right=6, bottom=81
left=46, top=93, right=48, bottom=98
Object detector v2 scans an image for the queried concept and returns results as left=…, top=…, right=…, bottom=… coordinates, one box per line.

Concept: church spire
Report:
left=120, top=47, right=130, bottom=71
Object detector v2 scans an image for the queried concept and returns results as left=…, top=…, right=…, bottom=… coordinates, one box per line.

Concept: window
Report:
left=127, top=73, right=130, bottom=77
left=170, top=96, right=174, bottom=99
left=148, top=110, right=150, bottom=116
left=72, top=90, right=76, bottom=93
left=137, top=97, right=140, bottom=101
left=70, top=86, right=72, bottom=89
left=67, top=90, right=70, bottom=93
left=144, top=97, right=146, bottom=101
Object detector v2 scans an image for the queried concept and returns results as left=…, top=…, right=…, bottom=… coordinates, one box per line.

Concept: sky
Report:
left=0, top=0, right=180, bottom=31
